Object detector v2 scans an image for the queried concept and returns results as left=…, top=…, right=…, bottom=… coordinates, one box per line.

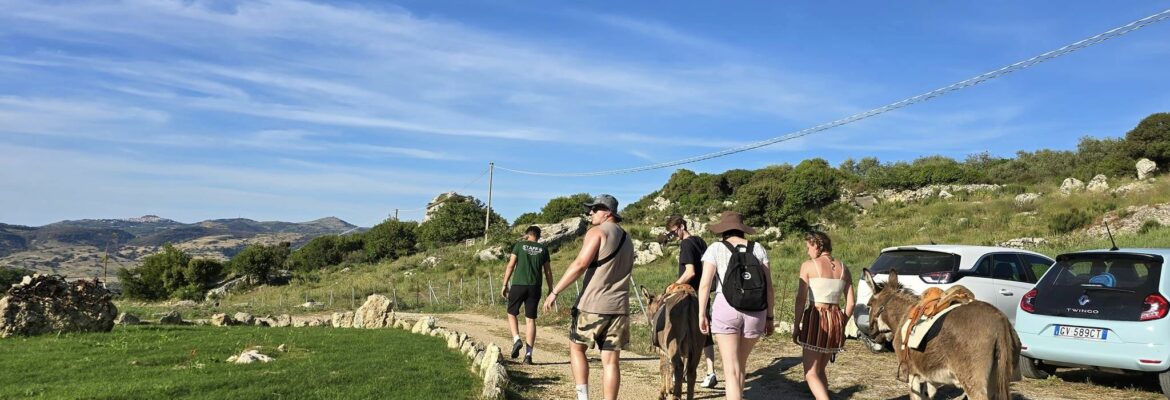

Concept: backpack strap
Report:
left=574, top=229, right=628, bottom=311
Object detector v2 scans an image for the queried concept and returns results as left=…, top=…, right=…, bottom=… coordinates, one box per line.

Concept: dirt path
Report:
left=403, top=312, right=1164, bottom=400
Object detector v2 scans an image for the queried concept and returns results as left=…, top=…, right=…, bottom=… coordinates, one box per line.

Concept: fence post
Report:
left=351, top=286, right=355, bottom=309
left=487, top=273, right=495, bottom=306
left=447, top=281, right=452, bottom=304
left=392, top=286, right=398, bottom=309
left=477, top=277, right=482, bottom=305
left=460, top=278, right=464, bottom=307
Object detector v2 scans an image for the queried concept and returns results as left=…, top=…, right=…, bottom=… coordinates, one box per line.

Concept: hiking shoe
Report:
left=700, top=373, right=718, bottom=389
left=510, top=339, right=523, bottom=359
left=523, top=355, right=533, bottom=365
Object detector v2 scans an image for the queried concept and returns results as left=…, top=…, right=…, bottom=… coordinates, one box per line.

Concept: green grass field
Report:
left=0, top=326, right=480, bottom=400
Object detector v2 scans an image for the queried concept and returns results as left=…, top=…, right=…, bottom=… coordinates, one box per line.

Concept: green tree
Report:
left=118, top=244, right=191, bottom=300
left=538, top=193, right=593, bottom=223
left=363, top=220, right=418, bottom=262
left=230, top=242, right=291, bottom=284
left=1075, top=136, right=1133, bottom=179
left=1125, top=112, right=1170, bottom=166
left=416, top=197, right=505, bottom=248
left=512, top=212, right=541, bottom=227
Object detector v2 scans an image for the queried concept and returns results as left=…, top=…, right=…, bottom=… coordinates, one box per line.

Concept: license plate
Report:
left=1054, top=325, right=1107, bottom=341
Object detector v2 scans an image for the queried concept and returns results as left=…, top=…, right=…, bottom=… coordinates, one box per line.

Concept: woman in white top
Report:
left=698, top=211, right=775, bottom=400
left=793, top=231, right=855, bottom=400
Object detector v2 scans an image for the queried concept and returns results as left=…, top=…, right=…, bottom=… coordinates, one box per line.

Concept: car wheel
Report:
left=1018, top=355, right=1054, bottom=379
left=1159, top=370, right=1170, bottom=398
left=858, top=332, right=887, bottom=353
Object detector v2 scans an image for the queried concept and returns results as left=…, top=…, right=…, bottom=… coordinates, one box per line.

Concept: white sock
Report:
left=513, top=335, right=521, bottom=343
left=576, top=384, right=589, bottom=400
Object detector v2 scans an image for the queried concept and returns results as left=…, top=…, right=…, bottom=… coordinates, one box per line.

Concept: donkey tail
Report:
left=989, top=319, right=1022, bottom=399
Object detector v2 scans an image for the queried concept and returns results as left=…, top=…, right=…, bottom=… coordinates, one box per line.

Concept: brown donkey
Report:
left=642, top=284, right=705, bottom=400
left=863, top=269, right=1021, bottom=400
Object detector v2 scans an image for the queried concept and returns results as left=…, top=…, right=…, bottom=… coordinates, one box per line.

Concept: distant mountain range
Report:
left=0, top=215, right=363, bottom=280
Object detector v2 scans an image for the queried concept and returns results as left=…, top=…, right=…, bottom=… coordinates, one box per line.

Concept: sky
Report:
left=2, top=1, right=1169, bottom=228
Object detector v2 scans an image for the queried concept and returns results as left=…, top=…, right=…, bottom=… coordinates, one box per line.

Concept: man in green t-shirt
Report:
left=500, top=226, right=553, bottom=364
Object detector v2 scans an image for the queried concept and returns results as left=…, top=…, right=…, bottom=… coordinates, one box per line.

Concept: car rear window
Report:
left=1031, top=253, right=1164, bottom=321
left=869, top=250, right=960, bottom=275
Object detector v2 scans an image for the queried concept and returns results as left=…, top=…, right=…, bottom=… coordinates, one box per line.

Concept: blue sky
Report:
left=2, top=1, right=1169, bottom=227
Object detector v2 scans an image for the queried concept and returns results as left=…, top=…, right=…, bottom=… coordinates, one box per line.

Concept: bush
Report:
left=230, top=242, right=291, bottom=284
left=1125, top=112, right=1170, bottom=166
left=1139, top=220, right=1163, bottom=235
left=538, top=193, right=593, bottom=223
left=512, top=212, right=540, bottom=227
left=734, top=159, right=841, bottom=233
left=0, top=267, right=34, bottom=289
left=117, top=245, right=223, bottom=300
left=416, top=197, right=506, bottom=248
left=1048, top=208, right=1093, bottom=234
left=1075, top=136, right=1134, bottom=179
left=287, top=234, right=366, bottom=271
left=363, top=220, right=418, bottom=262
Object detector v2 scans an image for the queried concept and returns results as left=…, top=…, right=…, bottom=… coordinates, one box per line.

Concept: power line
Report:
left=496, top=8, right=1170, bottom=177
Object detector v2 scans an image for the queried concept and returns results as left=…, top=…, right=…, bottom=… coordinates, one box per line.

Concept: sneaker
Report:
left=510, top=339, right=523, bottom=359
left=700, top=373, right=718, bottom=389
left=523, top=355, right=534, bottom=365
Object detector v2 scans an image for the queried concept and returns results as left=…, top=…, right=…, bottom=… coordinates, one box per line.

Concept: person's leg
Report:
left=802, top=349, right=830, bottom=400
left=817, top=353, right=830, bottom=392
left=524, top=317, right=537, bottom=355
left=736, top=336, right=759, bottom=390
left=704, top=345, right=716, bottom=376
left=715, top=333, right=743, bottom=400
left=600, top=349, right=621, bottom=400
left=507, top=313, right=520, bottom=340
left=523, top=288, right=539, bottom=361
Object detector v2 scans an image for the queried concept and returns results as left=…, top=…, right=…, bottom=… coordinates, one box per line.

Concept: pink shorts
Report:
left=710, top=293, right=767, bottom=338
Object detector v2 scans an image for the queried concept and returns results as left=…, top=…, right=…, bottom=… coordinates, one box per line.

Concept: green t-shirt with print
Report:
left=510, top=240, right=550, bottom=287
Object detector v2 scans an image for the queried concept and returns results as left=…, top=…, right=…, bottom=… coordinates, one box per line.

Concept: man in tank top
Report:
left=544, top=194, right=634, bottom=400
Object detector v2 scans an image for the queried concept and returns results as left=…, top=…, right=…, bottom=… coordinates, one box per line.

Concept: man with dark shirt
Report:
left=501, top=226, right=554, bottom=365
left=665, top=215, right=718, bottom=388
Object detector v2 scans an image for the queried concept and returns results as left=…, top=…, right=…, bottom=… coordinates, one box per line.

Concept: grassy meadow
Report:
left=0, top=325, right=480, bottom=400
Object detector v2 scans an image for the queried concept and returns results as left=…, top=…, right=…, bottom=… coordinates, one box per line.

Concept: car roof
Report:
left=878, top=244, right=1052, bottom=270
left=1062, top=248, right=1170, bottom=258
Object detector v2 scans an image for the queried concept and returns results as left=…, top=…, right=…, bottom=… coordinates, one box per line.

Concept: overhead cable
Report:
left=495, top=8, right=1170, bottom=177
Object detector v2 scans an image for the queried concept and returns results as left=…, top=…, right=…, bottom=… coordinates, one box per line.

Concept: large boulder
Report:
left=482, top=363, right=509, bottom=400
left=1087, top=175, right=1109, bottom=193
left=632, top=240, right=664, bottom=266
left=412, top=315, right=438, bottom=335
left=233, top=312, right=255, bottom=326
left=114, top=312, right=141, bottom=326
left=476, top=246, right=505, bottom=261
left=331, top=311, right=355, bottom=328
left=159, top=311, right=186, bottom=325
left=478, top=343, right=502, bottom=374
left=1060, top=177, right=1085, bottom=195
left=1138, top=158, right=1159, bottom=180
left=535, top=217, right=587, bottom=250
left=272, top=314, right=293, bottom=328
left=1014, top=193, right=1042, bottom=206
left=0, top=275, right=118, bottom=337
left=210, top=313, right=236, bottom=327
left=353, top=294, right=394, bottom=329
left=204, top=276, right=250, bottom=301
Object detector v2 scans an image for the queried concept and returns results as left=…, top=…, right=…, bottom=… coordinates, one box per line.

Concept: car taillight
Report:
left=1141, top=294, right=1169, bottom=321
left=1020, top=289, right=1038, bottom=314
left=920, top=271, right=957, bottom=284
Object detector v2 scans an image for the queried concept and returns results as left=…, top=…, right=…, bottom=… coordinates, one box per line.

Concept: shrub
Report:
left=1139, top=220, right=1163, bottom=235
left=230, top=242, right=291, bottom=284
left=1048, top=208, right=1093, bottom=234
left=1125, top=112, right=1170, bottom=166
left=416, top=197, right=505, bottom=248
left=512, top=212, right=540, bottom=227
left=363, top=220, right=418, bottom=262
left=0, top=267, right=34, bottom=288
left=538, top=193, right=593, bottom=223
left=1075, top=136, right=1134, bottom=179
left=118, top=245, right=223, bottom=300
left=288, top=234, right=366, bottom=271
left=735, top=159, right=841, bottom=233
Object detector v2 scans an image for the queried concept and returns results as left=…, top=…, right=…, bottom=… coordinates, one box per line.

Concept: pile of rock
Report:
left=1087, top=175, right=1110, bottom=193
left=1087, top=203, right=1170, bottom=236
left=631, top=239, right=664, bottom=265
left=1014, top=193, right=1042, bottom=206
left=998, top=237, right=1049, bottom=249
left=0, top=275, right=118, bottom=338
left=476, top=246, right=505, bottom=261
left=874, top=184, right=1001, bottom=204
left=1060, top=177, right=1085, bottom=195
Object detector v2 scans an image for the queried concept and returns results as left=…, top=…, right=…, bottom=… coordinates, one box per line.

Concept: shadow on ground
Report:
left=744, top=357, right=863, bottom=399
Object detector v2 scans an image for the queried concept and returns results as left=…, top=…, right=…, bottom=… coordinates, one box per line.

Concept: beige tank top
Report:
left=576, top=221, right=635, bottom=315
left=808, top=259, right=846, bottom=304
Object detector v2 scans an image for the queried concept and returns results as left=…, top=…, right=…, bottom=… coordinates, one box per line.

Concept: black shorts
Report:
left=507, top=284, right=541, bottom=319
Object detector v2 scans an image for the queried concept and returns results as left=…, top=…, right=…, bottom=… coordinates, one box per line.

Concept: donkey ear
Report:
left=862, top=268, right=877, bottom=292
left=639, top=285, right=652, bottom=302
left=887, top=268, right=899, bottom=289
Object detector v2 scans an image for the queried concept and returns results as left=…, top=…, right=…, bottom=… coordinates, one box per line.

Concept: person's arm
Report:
left=543, top=261, right=555, bottom=295
left=759, top=246, right=776, bottom=336
left=843, top=267, right=856, bottom=319
left=543, top=228, right=602, bottom=311
left=794, top=261, right=810, bottom=333
left=501, top=253, right=517, bottom=298
left=675, top=264, right=696, bottom=286
left=698, top=259, right=717, bottom=335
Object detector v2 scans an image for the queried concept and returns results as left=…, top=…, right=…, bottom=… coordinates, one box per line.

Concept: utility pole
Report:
left=484, top=162, right=494, bottom=243
left=394, top=208, right=399, bottom=221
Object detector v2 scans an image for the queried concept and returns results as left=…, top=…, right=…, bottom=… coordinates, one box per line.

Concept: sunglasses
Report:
left=587, top=206, right=610, bottom=216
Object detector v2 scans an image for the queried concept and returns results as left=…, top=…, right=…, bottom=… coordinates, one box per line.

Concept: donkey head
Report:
left=640, top=285, right=662, bottom=316
left=864, top=268, right=901, bottom=344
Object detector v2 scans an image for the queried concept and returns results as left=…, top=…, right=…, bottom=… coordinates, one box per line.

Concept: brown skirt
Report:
left=796, top=304, right=846, bottom=354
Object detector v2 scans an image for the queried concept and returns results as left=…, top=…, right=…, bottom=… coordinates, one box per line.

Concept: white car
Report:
left=854, top=245, right=1055, bottom=350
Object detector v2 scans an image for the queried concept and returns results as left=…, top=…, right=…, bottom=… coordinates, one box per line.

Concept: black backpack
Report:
left=716, top=241, right=769, bottom=311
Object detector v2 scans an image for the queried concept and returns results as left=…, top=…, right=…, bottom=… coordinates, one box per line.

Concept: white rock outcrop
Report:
left=1138, top=158, right=1158, bottom=180
left=1014, top=193, right=1042, bottom=206
left=353, top=294, right=394, bottom=329
left=1087, top=175, right=1109, bottom=193
left=998, top=237, right=1049, bottom=249
left=535, top=217, right=588, bottom=249
left=1060, top=178, right=1085, bottom=195
left=227, top=349, right=274, bottom=364
left=632, top=239, right=664, bottom=265
left=476, top=246, right=505, bottom=261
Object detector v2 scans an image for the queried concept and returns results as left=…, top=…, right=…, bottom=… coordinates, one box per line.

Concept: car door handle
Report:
left=999, top=289, right=1014, bottom=296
